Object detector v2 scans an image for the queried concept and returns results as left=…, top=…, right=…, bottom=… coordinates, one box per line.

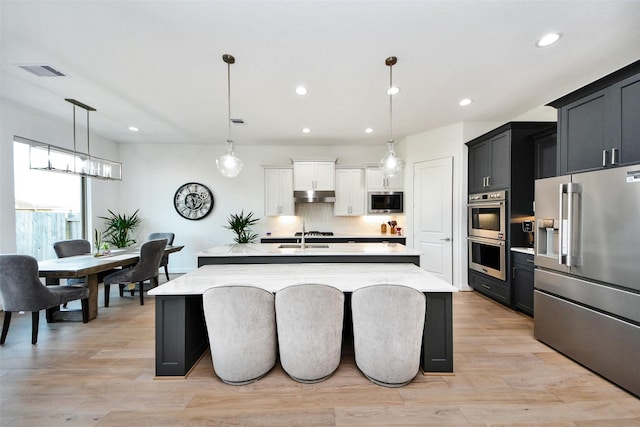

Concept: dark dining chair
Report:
left=102, top=239, right=167, bottom=306
left=53, top=239, right=91, bottom=286
left=147, top=232, right=175, bottom=281
left=0, top=254, right=89, bottom=345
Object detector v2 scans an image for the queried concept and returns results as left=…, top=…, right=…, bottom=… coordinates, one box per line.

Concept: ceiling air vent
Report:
left=230, top=118, right=245, bottom=125
left=18, top=64, right=66, bottom=77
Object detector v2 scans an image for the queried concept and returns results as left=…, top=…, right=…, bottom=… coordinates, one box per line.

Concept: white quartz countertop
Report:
left=511, top=247, right=535, bottom=255
left=260, top=233, right=405, bottom=239
left=196, top=242, right=421, bottom=257
left=149, top=263, right=457, bottom=296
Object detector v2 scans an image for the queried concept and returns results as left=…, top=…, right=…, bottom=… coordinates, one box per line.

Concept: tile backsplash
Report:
left=261, top=203, right=406, bottom=236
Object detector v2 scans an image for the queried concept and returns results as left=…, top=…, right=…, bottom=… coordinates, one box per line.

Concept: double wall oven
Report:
left=468, top=190, right=507, bottom=280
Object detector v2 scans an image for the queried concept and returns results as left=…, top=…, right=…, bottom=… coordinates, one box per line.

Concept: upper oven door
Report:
left=468, top=200, right=506, bottom=240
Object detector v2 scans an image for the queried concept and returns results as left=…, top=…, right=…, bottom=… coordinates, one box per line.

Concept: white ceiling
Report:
left=2, top=0, right=640, bottom=147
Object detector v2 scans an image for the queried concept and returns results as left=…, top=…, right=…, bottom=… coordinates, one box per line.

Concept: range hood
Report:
left=293, top=190, right=336, bottom=203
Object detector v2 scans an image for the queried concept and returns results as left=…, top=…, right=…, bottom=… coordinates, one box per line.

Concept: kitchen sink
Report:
left=277, top=243, right=330, bottom=249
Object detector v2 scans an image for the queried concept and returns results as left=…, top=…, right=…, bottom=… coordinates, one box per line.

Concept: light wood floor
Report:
left=1, top=279, right=639, bottom=426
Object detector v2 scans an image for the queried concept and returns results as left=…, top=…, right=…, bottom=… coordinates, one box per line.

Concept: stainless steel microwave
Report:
left=368, top=192, right=403, bottom=214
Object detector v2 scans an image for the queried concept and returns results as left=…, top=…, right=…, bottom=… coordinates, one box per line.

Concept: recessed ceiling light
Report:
left=296, top=86, right=308, bottom=95
left=459, top=98, right=473, bottom=106
left=128, top=126, right=139, bottom=132
left=536, top=33, right=561, bottom=47
left=365, top=128, right=374, bottom=134
left=302, top=128, right=311, bottom=134
left=387, top=86, right=400, bottom=95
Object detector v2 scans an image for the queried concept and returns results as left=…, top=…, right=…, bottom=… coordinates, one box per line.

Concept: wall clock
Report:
left=173, top=182, right=214, bottom=220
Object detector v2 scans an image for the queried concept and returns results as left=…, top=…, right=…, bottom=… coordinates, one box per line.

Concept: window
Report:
left=13, top=140, right=86, bottom=260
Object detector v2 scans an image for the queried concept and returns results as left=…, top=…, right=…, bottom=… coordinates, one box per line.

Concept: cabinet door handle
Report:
left=482, top=284, right=491, bottom=290
left=612, top=148, right=618, bottom=165
left=526, top=259, right=534, bottom=264
left=602, top=150, right=608, bottom=167
left=486, top=176, right=491, bottom=186
left=512, top=267, right=517, bottom=279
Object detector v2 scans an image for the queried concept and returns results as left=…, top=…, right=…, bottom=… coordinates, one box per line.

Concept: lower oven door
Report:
left=468, top=237, right=506, bottom=280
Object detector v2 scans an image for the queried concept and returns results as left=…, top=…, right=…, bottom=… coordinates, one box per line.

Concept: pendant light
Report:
left=379, top=56, right=405, bottom=177
left=216, top=54, right=243, bottom=178
left=28, top=98, right=122, bottom=180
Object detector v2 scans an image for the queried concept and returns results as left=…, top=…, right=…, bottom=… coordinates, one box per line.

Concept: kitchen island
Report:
left=197, top=242, right=421, bottom=267
left=149, top=255, right=456, bottom=378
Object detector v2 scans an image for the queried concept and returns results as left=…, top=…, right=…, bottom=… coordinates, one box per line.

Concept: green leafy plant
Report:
left=100, top=209, right=142, bottom=248
left=224, top=210, right=260, bottom=243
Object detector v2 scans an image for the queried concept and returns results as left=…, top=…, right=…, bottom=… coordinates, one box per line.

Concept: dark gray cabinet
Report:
left=466, top=122, right=555, bottom=309
left=468, top=131, right=510, bottom=193
left=550, top=60, right=640, bottom=175
left=468, top=270, right=510, bottom=306
left=512, top=251, right=534, bottom=316
left=534, top=127, right=558, bottom=179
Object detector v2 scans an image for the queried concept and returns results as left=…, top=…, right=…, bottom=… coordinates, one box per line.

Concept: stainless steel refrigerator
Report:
left=534, top=165, right=640, bottom=397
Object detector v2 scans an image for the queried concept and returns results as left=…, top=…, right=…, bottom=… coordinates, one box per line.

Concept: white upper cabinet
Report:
left=264, top=168, right=294, bottom=216
left=366, top=166, right=403, bottom=191
left=334, top=169, right=365, bottom=216
left=293, top=161, right=335, bottom=191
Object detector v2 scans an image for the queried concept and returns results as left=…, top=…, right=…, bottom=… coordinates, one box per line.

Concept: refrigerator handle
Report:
left=566, top=183, right=575, bottom=267
left=565, top=182, right=582, bottom=268
left=558, top=183, right=567, bottom=266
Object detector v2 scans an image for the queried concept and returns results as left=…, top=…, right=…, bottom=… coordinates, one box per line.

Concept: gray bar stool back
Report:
left=352, top=284, right=426, bottom=387
left=275, top=284, right=344, bottom=383
left=203, top=285, right=277, bottom=385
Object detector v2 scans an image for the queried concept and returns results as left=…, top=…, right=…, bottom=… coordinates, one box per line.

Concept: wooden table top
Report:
left=38, top=245, right=184, bottom=278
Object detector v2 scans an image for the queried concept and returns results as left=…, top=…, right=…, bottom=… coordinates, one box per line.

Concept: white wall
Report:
left=117, top=143, right=401, bottom=272
left=402, top=123, right=476, bottom=290
left=0, top=99, right=119, bottom=253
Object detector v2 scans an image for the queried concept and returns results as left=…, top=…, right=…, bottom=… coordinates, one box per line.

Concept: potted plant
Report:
left=100, top=209, right=142, bottom=248
left=224, top=210, right=260, bottom=243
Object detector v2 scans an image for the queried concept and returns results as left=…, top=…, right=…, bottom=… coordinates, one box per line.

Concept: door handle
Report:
left=440, top=237, right=451, bottom=241
left=612, top=148, right=618, bottom=165
left=602, top=150, right=608, bottom=167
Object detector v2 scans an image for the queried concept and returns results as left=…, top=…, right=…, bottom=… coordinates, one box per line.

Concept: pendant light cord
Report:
left=389, top=61, right=393, bottom=143
left=227, top=59, right=232, bottom=144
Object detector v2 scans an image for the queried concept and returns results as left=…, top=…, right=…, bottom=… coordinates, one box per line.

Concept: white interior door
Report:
left=413, top=157, right=453, bottom=283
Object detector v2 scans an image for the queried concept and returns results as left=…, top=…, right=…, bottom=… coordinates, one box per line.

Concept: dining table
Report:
left=38, top=245, right=184, bottom=321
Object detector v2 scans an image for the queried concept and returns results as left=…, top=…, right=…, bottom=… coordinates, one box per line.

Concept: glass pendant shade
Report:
left=379, top=140, right=405, bottom=177
left=217, top=53, right=243, bottom=178
left=379, top=56, right=405, bottom=178
left=216, top=140, right=243, bottom=178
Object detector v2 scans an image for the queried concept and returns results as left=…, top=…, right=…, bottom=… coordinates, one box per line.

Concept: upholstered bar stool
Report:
left=203, top=285, right=277, bottom=385
left=351, top=284, right=426, bottom=387
left=275, top=284, right=344, bottom=383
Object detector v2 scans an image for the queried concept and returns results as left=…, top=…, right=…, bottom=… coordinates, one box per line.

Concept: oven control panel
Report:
left=469, top=190, right=507, bottom=203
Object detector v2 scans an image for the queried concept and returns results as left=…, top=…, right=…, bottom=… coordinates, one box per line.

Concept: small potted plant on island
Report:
left=224, top=210, right=260, bottom=243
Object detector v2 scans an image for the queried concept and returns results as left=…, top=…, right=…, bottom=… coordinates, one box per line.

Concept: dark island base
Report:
left=154, top=291, right=453, bottom=377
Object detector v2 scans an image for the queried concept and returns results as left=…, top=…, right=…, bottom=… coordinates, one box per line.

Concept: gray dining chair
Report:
left=351, top=284, right=426, bottom=387
left=203, top=285, right=277, bottom=385
left=102, top=239, right=167, bottom=306
left=0, top=254, right=89, bottom=345
left=275, top=284, right=344, bottom=383
left=53, top=239, right=91, bottom=286
left=147, top=232, right=175, bottom=281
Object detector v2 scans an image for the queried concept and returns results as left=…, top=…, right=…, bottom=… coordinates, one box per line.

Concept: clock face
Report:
left=173, top=182, right=214, bottom=220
